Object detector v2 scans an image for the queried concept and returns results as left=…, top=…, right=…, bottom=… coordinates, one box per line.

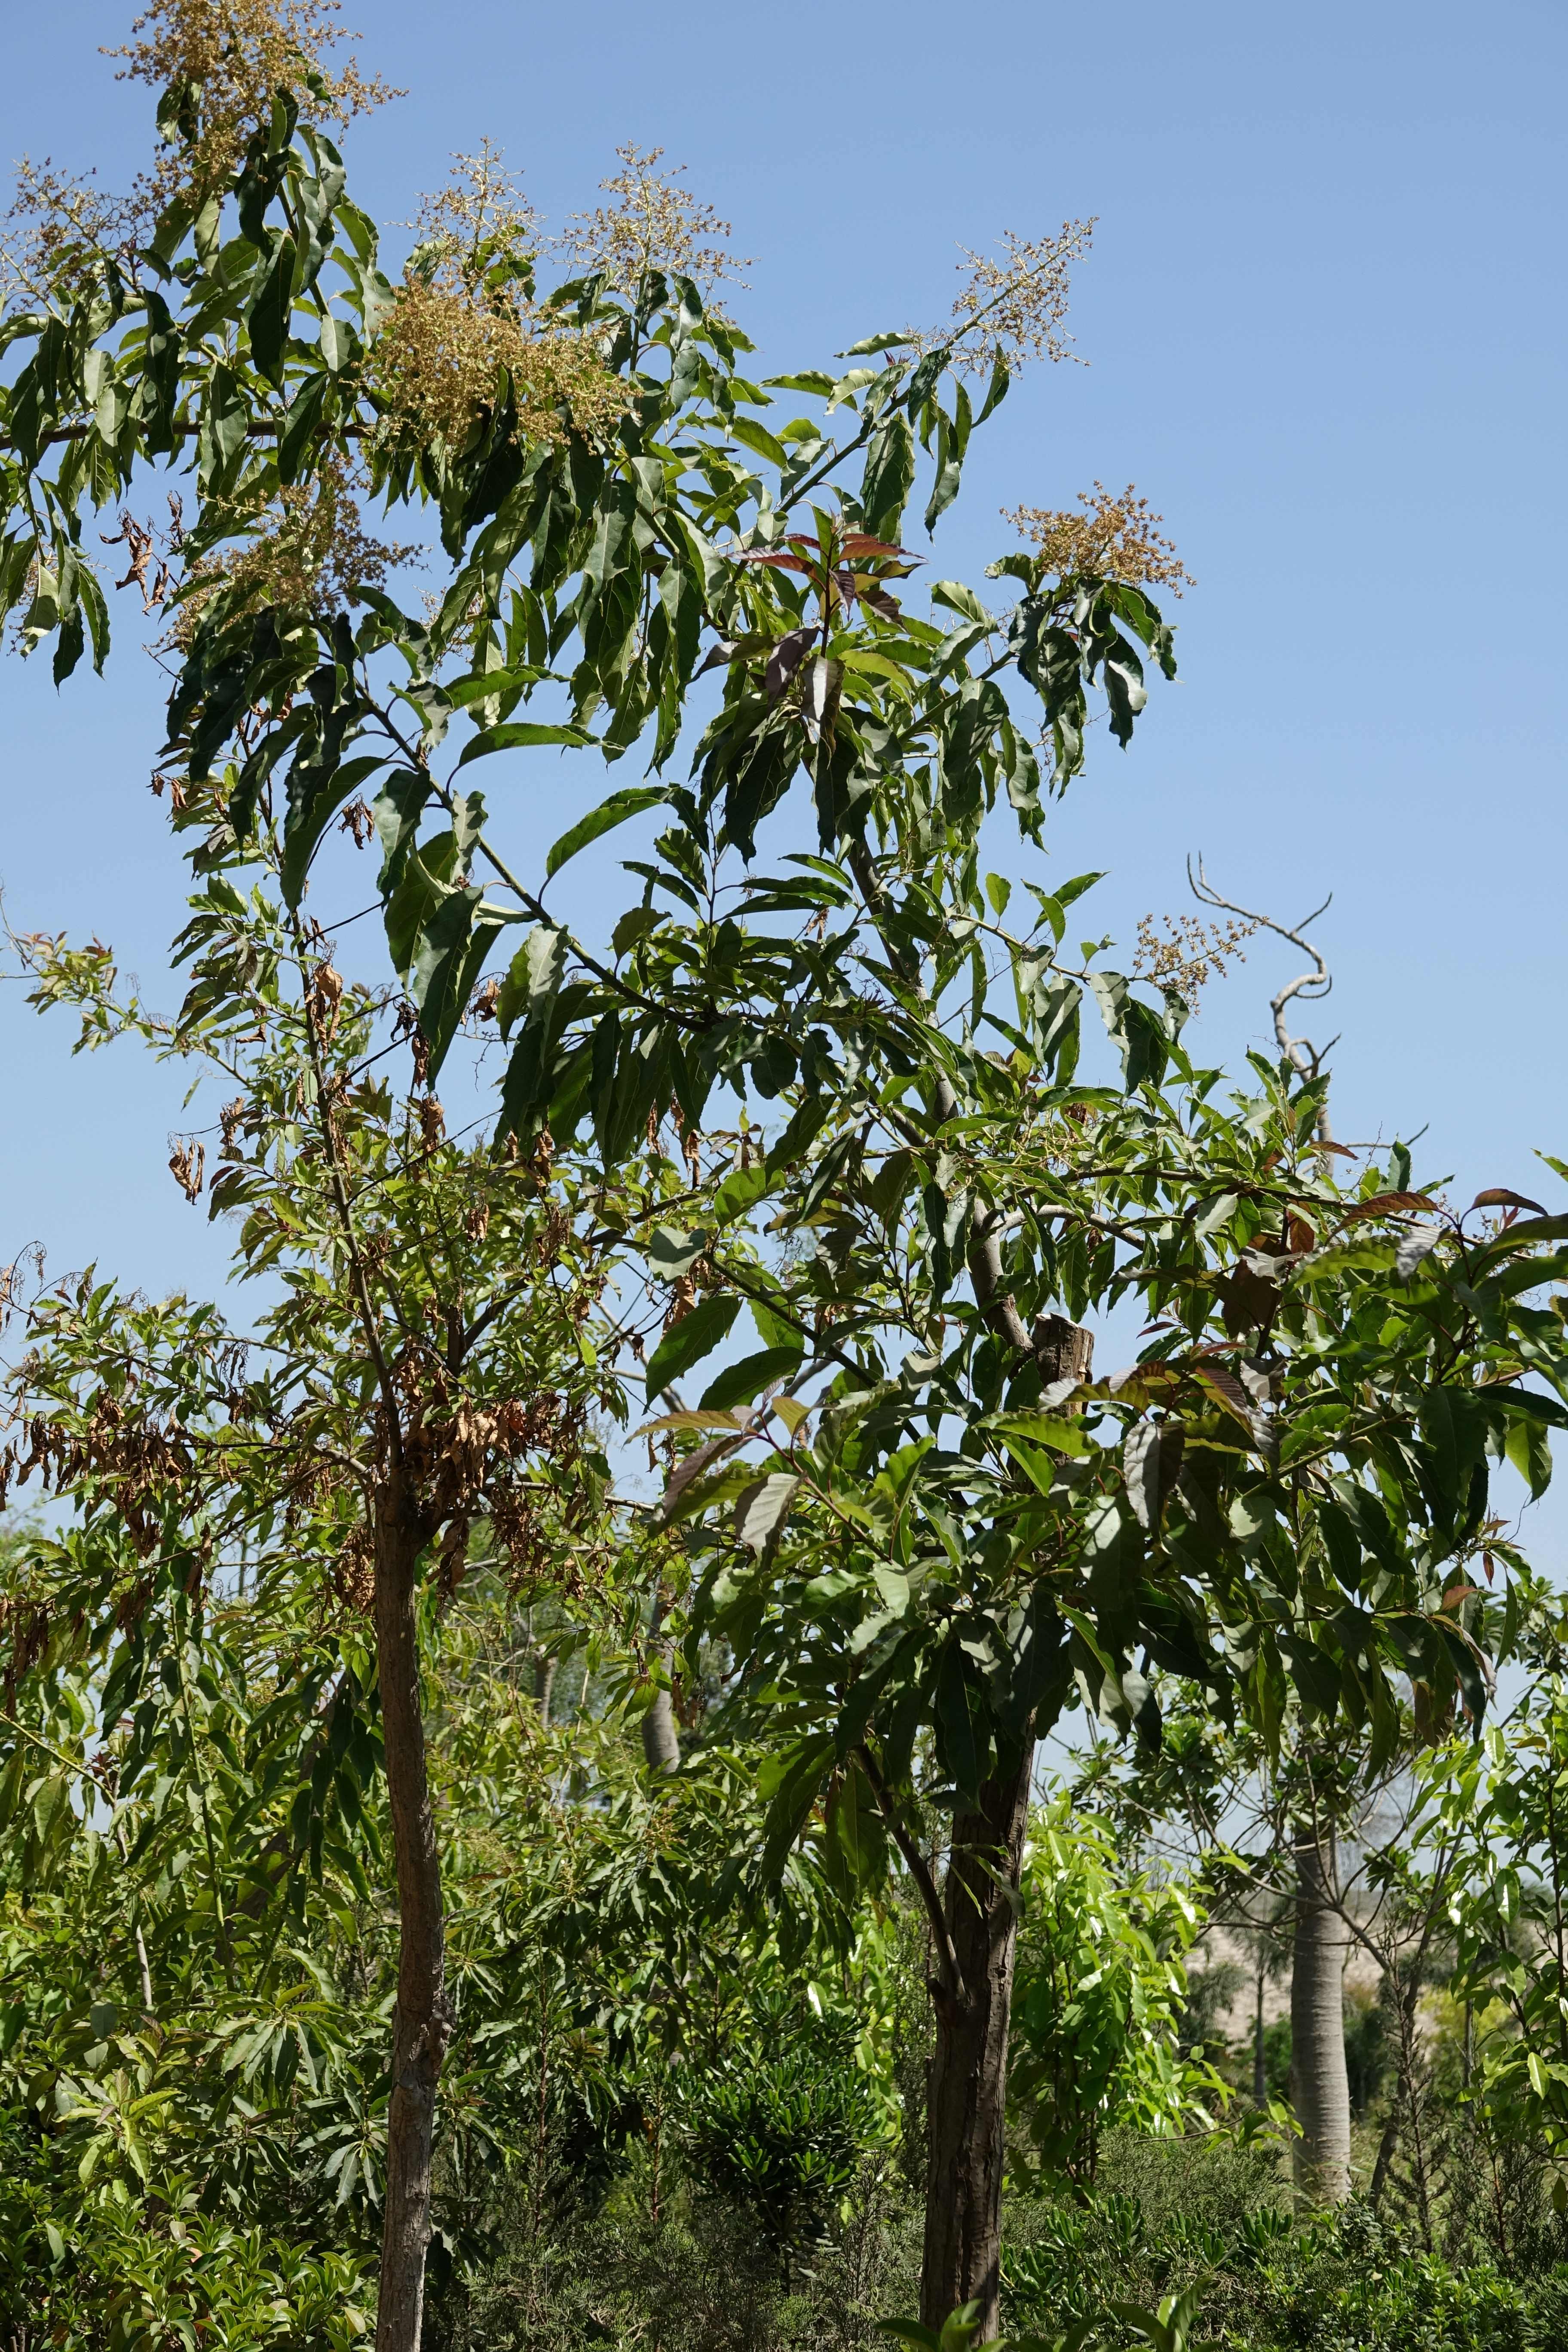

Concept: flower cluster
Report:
left=0, top=159, right=152, bottom=315
left=109, top=0, right=395, bottom=208
left=373, top=149, right=628, bottom=454
left=174, top=453, right=413, bottom=631
left=372, top=278, right=627, bottom=453
left=1002, top=482, right=1193, bottom=595
left=1132, top=910, right=1254, bottom=1007
left=923, top=220, right=1095, bottom=376
left=565, top=143, right=746, bottom=299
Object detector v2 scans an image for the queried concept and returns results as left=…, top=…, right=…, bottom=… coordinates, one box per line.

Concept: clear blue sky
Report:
left=3, top=1, right=1566, bottom=1558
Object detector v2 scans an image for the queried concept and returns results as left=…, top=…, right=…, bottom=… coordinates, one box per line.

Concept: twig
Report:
left=1188, top=853, right=1339, bottom=1141
left=858, top=1740, right=967, bottom=2007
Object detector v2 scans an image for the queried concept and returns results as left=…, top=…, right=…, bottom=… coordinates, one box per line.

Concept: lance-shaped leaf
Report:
left=643, top=1295, right=741, bottom=1400
left=545, top=784, right=667, bottom=879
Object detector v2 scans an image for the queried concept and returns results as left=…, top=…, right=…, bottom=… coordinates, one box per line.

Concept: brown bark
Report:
left=375, top=1491, right=450, bottom=2352
left=1290, top=1824, right=1351, bottom=2206
left=921, top=1739, right=1035, bottom=2337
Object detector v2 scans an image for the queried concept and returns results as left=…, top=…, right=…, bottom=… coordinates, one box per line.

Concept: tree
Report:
left=1008, top=1796, right=1224, bottom=2193
left=9, top=9, right=1568, bottom=2338
left=664, top=995, right=1568, bottom=2326
left=1, top=9, right=1180, bottom=2338
left=3, top=885, right=637, bottom=2346
left=1438, top=1614, right=1568, bottom=2187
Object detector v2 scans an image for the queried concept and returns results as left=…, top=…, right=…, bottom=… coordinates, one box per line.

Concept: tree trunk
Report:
left=1291, top=1824, right=1351, bottom=2206
left=641, top=1677, right=680, bottom=1773
left=921, top=1740, right=1034, bottom=2337
left=534, top=1650, right=557, bottom=1727
left=375, top=1494, right=449, bottom=2352
left=640, top=1595, right=680, bottom=1774
left=1253, top=1951, right=1268, bottom=2106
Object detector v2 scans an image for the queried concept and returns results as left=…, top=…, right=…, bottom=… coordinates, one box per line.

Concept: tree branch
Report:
left=859, top=1740, right=967, bottom=2007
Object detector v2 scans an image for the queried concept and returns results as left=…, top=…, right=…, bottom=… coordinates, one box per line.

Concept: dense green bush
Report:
left=999, top=2143, right=1568, bottom=2352
left=681, top=2003, right=890, bottom=2263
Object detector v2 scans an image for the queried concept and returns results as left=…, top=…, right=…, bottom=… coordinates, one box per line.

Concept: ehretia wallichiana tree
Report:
left=6, top=4, right=1568, bottom=2343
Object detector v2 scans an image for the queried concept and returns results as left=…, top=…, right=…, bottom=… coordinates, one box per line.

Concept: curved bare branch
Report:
left=1188, top=853, right=1339, bottom=1139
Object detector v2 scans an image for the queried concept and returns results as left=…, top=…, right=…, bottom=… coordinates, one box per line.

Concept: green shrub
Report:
left=999, top=2160, right=1568, bottom=2352
left=680, top=2008, right=889, bottom=2263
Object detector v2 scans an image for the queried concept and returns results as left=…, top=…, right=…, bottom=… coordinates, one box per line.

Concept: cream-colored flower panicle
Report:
left=917, top=220, right=1096, bottom=377
left=372, top=145, right=628, bottom=456
left=565, top=144, right=747, bottom=300
left=109, top=0, right=396, bottom=208
left=1002, top=483, right=1194, bottom=594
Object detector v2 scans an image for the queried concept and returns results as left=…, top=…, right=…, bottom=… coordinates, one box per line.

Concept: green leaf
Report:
left=729, top=415, right=791, bottom=470
left=700, top=1348, right=804, bottom=1411
left=282, top=753, right=385, bottom=907
left=859, top=411, right=916, bottom=542
left=936, top=1640, right=981, bottom=1802
left=411, top=891, right=505, bottom=1081
left=496, top=923, right=566, bottom=1038
left=643, top=1295, right=741, bottom=1399
left=248, top=232, right=297, bottom=385
left=545, top=785, right=667, bottom=880
left=931, top=579, right=992, bottom=626
left=456, top=721, right=596, bottom=768
left=712, top=1162, right=769, bottom=1225
left=277, top=370, right=331, bottom=486
left=735, top=1471, right=802, bottom=1551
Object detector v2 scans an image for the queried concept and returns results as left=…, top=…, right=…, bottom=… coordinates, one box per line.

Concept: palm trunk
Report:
left=1291, top=1824, right=1351, bottom=2206
left=535, top=1651, right=557, bottom=1726
left=921, top=1739, right=1034, bottom=2337
left=375, top=1491, right=449, bottom=2352
left=641, top=1678, right=680, bottom=1773
left=640, top=1595, right=680, bottom=1773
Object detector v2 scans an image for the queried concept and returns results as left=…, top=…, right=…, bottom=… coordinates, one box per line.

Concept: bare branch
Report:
left=1188, top=852, right=1339, bottom=1140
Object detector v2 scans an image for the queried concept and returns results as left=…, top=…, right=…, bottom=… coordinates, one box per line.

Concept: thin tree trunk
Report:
left=1253, top=1950, right=1268, bottom=2106
left=641, top=1677, right=680, bottom=1773
left=375, top=1494, right=448, bottom=2352
left=640, top=1595, right=680, bottom=1774
left=921, top=1739, right=1034, bottom=2337
left=1368, top=1972, right=1423, bottom=2220
left=1291, top=1823, right=1351, bottom=2206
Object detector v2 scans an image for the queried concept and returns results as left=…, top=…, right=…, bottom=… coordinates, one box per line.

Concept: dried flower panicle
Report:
left=174, top=453, right=412, bottom=631
left=1003, top=482, right=1193, bottom=596
left=103, top=501, right=185, bottom=611
left=917, top=220, right=1095, bottom=378
left=108, top=0, right=395, bottom=209
left=0, top=159, right=151, bottom=316
left=1133, top=911, right=1255, bottom=1007
left=566, top=144, right=747, bottom=300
